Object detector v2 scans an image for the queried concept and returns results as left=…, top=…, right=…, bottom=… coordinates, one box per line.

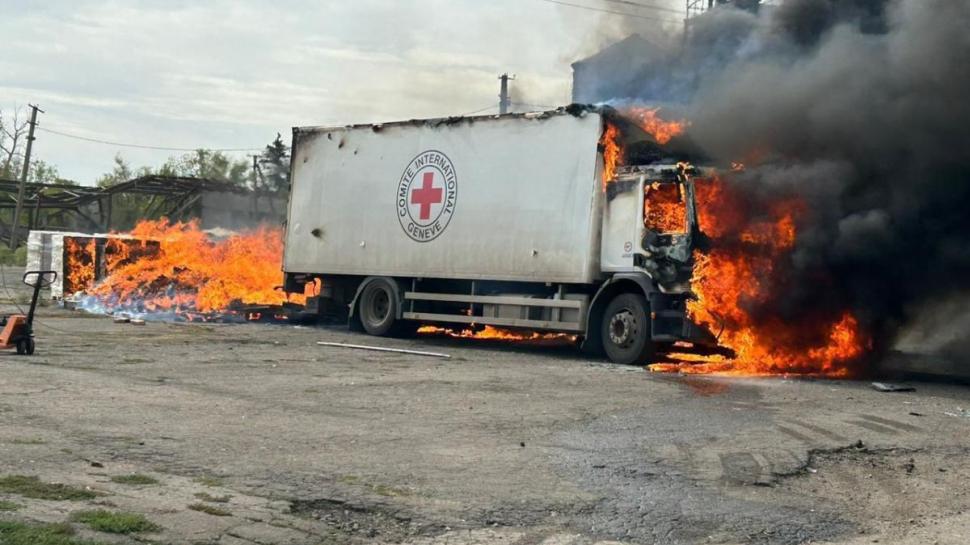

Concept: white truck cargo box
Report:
left=285, top=110, right=606, bottom=284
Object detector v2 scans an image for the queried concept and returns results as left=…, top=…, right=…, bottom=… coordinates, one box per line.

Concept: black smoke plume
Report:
left=678, top=0, right=970, bottom=362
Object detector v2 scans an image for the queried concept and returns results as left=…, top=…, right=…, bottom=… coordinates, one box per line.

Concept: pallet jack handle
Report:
left=22, top=270, right=57, bottom=332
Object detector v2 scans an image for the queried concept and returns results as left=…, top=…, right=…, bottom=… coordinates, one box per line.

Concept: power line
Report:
left=37, top=126, right=261, bottom=153
left=600, top=0, right=683, bottom=15
left=535, top=0, right=683, bottom=22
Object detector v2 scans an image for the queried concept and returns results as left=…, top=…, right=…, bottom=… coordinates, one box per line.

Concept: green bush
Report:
left=13, top=245, right=27, bottom=266
left=0, top=246, right=15, bottom=265
left=0, top=245, right=27, bottom=266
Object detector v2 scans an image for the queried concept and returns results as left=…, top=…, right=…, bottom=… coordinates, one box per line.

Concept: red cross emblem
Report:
left=397, top=150, right=458, bottom=242
left=410, top=172, right=443, bottom=220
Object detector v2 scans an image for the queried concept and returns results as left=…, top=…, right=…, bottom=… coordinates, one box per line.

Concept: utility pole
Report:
left=9, top=104, right=43, bottom=248
left=251, top=154, right=261, bottom=191
left=498, top=73, right=515, bottom=115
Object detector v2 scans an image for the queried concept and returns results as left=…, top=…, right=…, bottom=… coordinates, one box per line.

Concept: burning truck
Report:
left=281, top=106, right=725, bottom=364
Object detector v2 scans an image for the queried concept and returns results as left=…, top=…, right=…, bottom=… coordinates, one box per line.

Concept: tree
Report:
left=157, top=149, right=249, bottom=185
left=0, top=107, right=29, bottom=179
left=27, top=159, right=73, bottom=185
left=259, top=134, right=290, bottom=193
left=96, top=154, right=147, bottom=188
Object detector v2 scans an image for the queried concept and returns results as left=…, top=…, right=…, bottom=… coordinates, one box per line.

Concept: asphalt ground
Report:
left=0, top=266, right=968, bottom=545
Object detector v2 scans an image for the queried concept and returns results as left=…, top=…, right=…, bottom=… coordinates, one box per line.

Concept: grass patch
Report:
left=191, top=475, right=223, bottom=487
left=193, top=492, right=231, bottom=503
left=109, top=474, right=158, bottom=486
left=187, top=503, right=231, bottom=517
left=70, top=510, right=160, bottom=534
left=119, top=357, right=151, bottom=365
left=370, top=483, right=410, bottom=497
left=10, top=438, right=46, bottom=445
left=0, top=500, right=22, bottom=511
left=0, top=475, right=98, bottom=501
left=0, top=521, right=105, bottom=545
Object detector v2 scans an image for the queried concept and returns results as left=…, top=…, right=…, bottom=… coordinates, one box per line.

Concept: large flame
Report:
left=600, top=124, right=621, bottom=187
left=75, top=219, right=304, bottom=317
left=622, top=107, right=688, bottom=145
left=650, top=176, right=868, bottom=376
left=600, top=107, right=687, bottom=188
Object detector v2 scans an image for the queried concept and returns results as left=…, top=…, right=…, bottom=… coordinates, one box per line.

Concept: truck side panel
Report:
left=285, top=112, right=604, bottom=284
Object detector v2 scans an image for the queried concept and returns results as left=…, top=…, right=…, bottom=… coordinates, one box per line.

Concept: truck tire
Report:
left=358, top=279, right=398, bottom=336
left=601, top=293, right=655, bottom=365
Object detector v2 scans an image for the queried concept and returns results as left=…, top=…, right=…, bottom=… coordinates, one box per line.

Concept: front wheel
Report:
left=601, top=293, right=655, bottom=365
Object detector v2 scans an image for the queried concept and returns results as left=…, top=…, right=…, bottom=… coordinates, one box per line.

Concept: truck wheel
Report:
left=601, top=293, right=655, bottom=365
left=358, top=279, right=398, bottom=336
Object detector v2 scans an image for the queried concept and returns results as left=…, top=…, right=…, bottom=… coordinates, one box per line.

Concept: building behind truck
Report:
left=282, top=106, right=719, bottom=364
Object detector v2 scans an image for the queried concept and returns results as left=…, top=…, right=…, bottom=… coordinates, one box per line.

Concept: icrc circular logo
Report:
left=396, top=150, right=458, bottom=242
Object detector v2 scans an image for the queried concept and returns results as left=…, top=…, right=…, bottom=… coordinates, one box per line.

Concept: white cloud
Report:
left=1, top=0, right=683, bottom=182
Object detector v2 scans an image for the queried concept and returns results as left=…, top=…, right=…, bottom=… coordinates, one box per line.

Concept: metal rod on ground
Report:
left=10, top=104, right=43, bottom=248
left=316, top=341, right=451, bottom=359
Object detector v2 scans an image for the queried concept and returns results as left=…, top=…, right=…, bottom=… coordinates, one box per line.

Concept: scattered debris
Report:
left=943, top=408, right=970, bottom=418
left=316, top=341, right=451, bottom=359
left=908, top=412, right=924, bottom=417
left=871, top=382, right=915, bottom=392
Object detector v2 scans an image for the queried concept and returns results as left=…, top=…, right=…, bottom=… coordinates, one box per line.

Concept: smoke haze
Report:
left=680, top=0, right=970, bottom=360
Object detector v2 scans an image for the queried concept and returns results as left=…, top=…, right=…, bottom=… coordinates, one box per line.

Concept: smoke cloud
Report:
left=678, top=0, right=970, bottom=359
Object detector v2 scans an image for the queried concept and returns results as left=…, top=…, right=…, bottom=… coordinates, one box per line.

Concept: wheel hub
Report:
left=609, top=310, right=637, bottom=347
left=371, top=291, right=390, bottom=321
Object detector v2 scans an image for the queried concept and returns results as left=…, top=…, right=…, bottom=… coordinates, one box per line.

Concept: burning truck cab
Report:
left=283, top=105, right=722, bottom=364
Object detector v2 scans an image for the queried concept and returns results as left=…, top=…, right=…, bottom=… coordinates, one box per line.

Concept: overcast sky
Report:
left=0, top=0, right=684, bottom=184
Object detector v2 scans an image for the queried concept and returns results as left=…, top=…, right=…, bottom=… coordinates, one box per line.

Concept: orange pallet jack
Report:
left=0, top=270, right=57, bottom=356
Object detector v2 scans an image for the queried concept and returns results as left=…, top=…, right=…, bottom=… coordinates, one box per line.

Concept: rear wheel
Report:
left=358, top=279, right=398, bottom=336
left=601, top=293, right=654, bottom=365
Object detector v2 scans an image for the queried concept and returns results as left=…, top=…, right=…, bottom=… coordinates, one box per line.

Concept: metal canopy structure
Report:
left=0, top=175, right=248, bottom=241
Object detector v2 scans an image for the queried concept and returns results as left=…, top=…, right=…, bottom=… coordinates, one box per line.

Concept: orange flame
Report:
left=622, top=107, right=687, bottom=145
left=82, top=219, right=303, bottom=315
left=64, top=237, right=97, bottom=294
left=600, top=124, right=622, bottom=188
left=650, top=176, right=868, bottom=376
left=645, top=182, right=687, bottom=233
left=418, top=325, right=576, bottom=342
left=599, top=108, right=687, bottom=190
